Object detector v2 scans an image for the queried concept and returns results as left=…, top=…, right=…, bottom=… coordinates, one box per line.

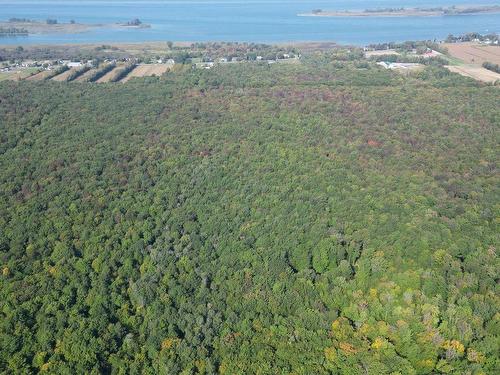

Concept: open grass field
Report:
left=121, top=64, right=171, bottom=82
left=364, top=49, right=400, bottom=58
left=0, top=68, right=40, bottom=82
left=443, top=42, right=500, bottom=65
left=445, top=64, right=500, bottom=83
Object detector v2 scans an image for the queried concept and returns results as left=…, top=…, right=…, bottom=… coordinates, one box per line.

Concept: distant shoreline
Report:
left=299, top=5, right=500, bottom=18
left=0, top=20, right=151, bottom=36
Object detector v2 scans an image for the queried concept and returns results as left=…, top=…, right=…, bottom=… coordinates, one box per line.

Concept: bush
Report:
left=482, top=61, right=500, bottom=74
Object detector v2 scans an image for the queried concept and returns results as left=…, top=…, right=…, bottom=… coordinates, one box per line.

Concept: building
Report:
left=376, top=61, right=390, bottom=69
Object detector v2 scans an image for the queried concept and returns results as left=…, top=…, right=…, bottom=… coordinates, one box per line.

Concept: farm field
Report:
left=51, top=67, right=79, bottom=82
left=95, top=65, right=121, bottom=83
left=24, top=70, right=52, bottom=81
left=0, top=63, right=174, bottom=83
left=443, top=42, right=500, bottom=65
left=121, top=63, right=171, bottom=82
left=74, top=68, right=98, bottom=82
left=0, top=68, right=40, bottom=82
left=445, top=64, right=500, bottom=83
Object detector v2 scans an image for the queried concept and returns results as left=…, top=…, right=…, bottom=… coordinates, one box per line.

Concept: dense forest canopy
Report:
left=0, top=55, right=499, bottom=374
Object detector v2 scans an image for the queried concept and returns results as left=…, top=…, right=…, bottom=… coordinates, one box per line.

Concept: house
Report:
left=67, top=62, right=83, bottom=68
left=195, top=62, right=214, bottom=69
left=388, top=63, right=423, bottom=72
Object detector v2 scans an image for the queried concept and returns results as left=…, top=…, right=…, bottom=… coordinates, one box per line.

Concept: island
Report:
left=0, top=18, right=151, bottom=35
left=299, top=5, right=500, bottom=17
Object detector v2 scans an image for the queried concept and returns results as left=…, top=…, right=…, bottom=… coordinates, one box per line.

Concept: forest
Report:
left=0, top=53, right=499, bottom=374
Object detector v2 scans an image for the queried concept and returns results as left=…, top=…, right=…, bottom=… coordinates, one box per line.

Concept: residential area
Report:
left=0, top=43, right=301, bottom=82
left=364, top=34, right=500, bottom=83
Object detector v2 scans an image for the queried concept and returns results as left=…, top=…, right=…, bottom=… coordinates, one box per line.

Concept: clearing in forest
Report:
left=121, top=64, right=171, bottom=82
left=443, top=42, right=500, bottom=65
left=445, top=65, right=500, bottom=83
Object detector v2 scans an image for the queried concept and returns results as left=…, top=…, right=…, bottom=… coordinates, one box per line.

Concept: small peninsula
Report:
left=0, top=18, right=151, bottom=36
left=299, top=5, right=500, bottom=18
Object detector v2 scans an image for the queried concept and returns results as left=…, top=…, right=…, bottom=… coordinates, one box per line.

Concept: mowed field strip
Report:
left=25, top=70, right=51, bottom=81
left=96, top=66, right=120, bottom=83
left=445, top=65, right=500, bottom=83
left=51, top=68, right=79, bottom=82
left=443, top=43, right=500, bottom=65
left=74, top=68, right=97, bottom=82
left=121, top=64, right=171, bottom=82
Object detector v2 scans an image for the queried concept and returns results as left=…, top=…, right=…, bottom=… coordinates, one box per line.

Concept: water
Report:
left=1, top=0, right=499, bottom=45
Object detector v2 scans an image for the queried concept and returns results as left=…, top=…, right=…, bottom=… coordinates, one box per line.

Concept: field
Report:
left=0, top=63, right=173, bottom=84
left=24, top=70, right=52, bottom=81
left=121, top=64, right=171, bottom=82
left=51, top=67, right=79, bottom=82
left=73, top=68, right=98, bottom=82
left=364, top=50, right=400, bottom=58
left=443, top=42, right=500, bottom=65
left=95, top=65, right=120, bottom=83
left=442, top=42, right=500, bottom=83
left=0, top=68, right=40, bottom=82
left=445, top=65, right=500, bottom=83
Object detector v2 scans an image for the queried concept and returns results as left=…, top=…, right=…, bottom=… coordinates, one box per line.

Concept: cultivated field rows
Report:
left=16, top=63, right=173, bottom=83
